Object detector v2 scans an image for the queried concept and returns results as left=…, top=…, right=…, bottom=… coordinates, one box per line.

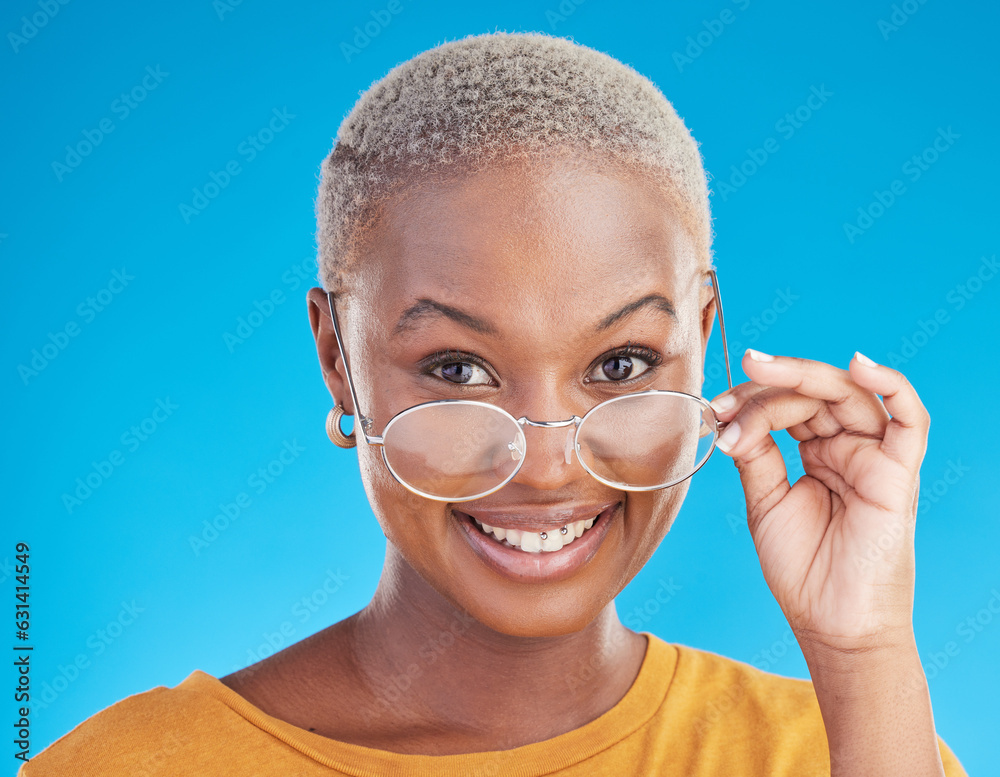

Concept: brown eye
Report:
left=431, top=360, right=492, bottom=386
left=441, top=362, right=473, bottom=383
left=603, top=355, right=634, bottom=381
left=588, top=348, right=658, bottom=383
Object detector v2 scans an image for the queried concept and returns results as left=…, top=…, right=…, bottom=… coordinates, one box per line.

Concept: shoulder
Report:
left=647, top=637, right=968, bottom=776
left=19, top=671, right=229, bottom=777
left=659, top=639, right=823, bottom=738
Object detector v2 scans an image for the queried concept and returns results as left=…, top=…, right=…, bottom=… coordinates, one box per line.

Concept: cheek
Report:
left=358, top=445, right=444, bottom=554
left=624, top=482, right=689, bottom=561
left=358, top=447, right=408, bottom=539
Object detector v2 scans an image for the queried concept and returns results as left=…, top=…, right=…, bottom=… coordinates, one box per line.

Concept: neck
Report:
left=343, top=545, right=647, bottom=753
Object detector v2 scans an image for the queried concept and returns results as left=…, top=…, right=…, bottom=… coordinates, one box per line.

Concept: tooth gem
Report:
left=560, top=526, right=568, bottom=535
left=539, top=532, right=547, bottom=540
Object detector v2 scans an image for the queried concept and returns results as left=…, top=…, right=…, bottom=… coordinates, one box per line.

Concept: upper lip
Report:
left=455, top=501, right=620, bottom=531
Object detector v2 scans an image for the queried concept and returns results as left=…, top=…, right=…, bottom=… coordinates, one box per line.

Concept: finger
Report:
left=713, top=384, right=841, bottom=441
left=738, top=349, right=890, bottom=437
left=847, top=352, right=930, bottom=471
left=804, top=433, right=915, bottom=515
left=714, top=388, right=858, bottom=459
left=800, top=440, right=852, bottom=497
left=709, top=381, right=770, bottom=421
left=730, top=427, right=792, bottom=533
left=787, top=421, right=821, bottom=443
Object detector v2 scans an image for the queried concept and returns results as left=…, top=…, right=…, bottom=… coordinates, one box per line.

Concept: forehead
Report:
left=358, top=153, right=700, bottom=334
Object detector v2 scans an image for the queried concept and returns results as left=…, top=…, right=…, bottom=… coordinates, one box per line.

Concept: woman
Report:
left=23, top=31, right=967, bottom=776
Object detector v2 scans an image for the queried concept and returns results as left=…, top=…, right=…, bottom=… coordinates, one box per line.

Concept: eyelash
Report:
left=421, top=343, right=664, bottom=386
left=589, top=343, right=664, bottom=385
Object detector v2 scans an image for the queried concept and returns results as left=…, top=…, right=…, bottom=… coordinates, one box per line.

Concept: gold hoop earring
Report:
left=326, top=404, right=357, bottom=448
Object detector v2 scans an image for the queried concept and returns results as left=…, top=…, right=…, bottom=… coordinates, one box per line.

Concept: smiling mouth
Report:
left=465, top=510, right=608, bottom=553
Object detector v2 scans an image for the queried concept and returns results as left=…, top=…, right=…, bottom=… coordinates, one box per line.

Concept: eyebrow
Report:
left=394, top=293, right=676, bottom=336
left=596, top=294, right=676, bottom=331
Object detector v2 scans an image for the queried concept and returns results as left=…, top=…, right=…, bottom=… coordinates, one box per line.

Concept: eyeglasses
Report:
left=326, top=270, right=733, bottom=502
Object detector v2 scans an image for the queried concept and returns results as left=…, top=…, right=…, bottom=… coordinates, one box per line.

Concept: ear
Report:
left=699, top=272, right=717, bottom=355
left=306, top=287, right=356, bottom=416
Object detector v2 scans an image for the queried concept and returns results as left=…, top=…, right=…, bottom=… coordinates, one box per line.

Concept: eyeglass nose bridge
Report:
left=517, top=415, right=582, bottom=429
left=506, top=415, right=584, bottom=464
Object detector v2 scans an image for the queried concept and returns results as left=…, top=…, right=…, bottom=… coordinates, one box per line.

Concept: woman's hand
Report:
left=709, top=350, right=954, bottom=775
left=709, top=349, right=929, bottom=653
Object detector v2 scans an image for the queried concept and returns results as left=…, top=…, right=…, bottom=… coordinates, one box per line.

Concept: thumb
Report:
left=723, top=428, right=792, bottom=533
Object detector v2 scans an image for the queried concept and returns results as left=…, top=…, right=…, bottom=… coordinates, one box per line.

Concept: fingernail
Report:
left=710, top=394, right=736, bottom=413
left=716, top=421, right=741, bottom=453
left=854, top=351, right=878, bottom=367
left=746, top=348, right=774, bottom=363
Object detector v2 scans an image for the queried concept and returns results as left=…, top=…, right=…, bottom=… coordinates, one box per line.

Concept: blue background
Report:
left=3, top=0, right=998, bottom=774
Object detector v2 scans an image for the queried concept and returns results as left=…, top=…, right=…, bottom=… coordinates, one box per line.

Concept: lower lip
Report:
left=453, top=502, right=620, bottom=584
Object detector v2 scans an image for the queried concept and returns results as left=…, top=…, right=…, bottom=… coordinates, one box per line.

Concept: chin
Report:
left=469, top=579, right=623, bottom=638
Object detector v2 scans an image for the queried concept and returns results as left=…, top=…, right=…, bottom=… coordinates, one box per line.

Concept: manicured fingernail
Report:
left=854, top=351, right=878, bottom=367
left=746, top=348, right=774, bottom=362
left=710, top=394, right=736, bottom=413
left=716, top=421, right=741, bottom=453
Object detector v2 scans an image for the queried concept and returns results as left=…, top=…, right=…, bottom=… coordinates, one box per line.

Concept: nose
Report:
left=509, top=415, right=587, bottom=491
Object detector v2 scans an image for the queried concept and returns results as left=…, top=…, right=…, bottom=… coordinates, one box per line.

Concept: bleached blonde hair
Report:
left=315, top=31, right=713, bottom=292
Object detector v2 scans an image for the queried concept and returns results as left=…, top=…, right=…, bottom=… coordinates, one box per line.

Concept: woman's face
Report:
left=310, top=151, right=716, bottom=638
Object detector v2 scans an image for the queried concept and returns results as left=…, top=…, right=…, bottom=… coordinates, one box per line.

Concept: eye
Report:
left=424, top=350, right=495, bottom=386
left=587, top=345, right=662, bottom=383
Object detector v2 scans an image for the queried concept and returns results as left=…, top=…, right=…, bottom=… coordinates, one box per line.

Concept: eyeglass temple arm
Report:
left=327, top=270, right=734, bottom=438
left=709, top=268, right=734, bottom=391
left=326, top=291, right=379, bottom=442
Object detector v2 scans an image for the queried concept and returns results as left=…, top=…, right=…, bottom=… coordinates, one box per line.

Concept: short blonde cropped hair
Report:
left=316, top=31, right=713, bottom=292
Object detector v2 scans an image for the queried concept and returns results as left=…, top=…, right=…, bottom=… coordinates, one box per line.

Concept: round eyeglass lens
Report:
left=381, top=401, right=526, bottom=500
left=575, top=392, right=718, bottom=490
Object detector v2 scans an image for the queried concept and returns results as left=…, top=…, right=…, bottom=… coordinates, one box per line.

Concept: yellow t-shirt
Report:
left=19, top=634, right=967, bottom=776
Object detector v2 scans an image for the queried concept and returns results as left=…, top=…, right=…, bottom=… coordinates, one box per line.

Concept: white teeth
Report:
left=540, top=531, right=563, bottom=552
left=471, top=514, right=604, bottom=553
left=520, top=531, right=542, bottom=553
